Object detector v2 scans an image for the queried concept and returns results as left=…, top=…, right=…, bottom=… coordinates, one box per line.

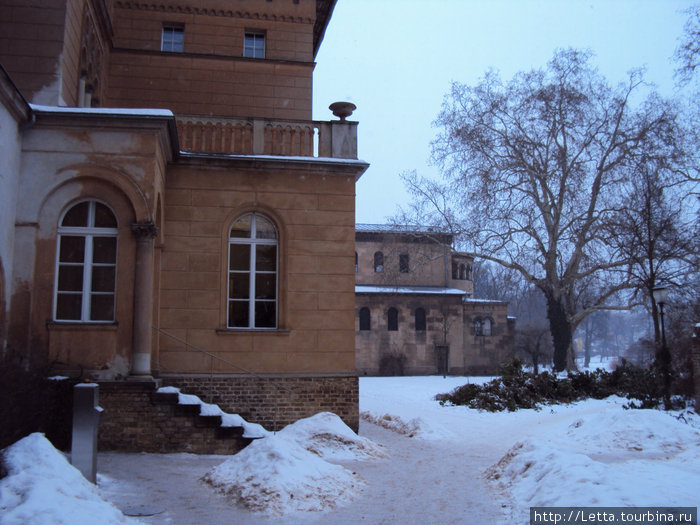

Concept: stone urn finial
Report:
left=329, top=101, right=356, bottom=121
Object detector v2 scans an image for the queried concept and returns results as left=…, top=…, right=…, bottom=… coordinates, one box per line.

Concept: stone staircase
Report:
left=98, top=381, right=262, bottom=454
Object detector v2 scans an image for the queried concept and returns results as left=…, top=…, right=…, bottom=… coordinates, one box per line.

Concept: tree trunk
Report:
left=546, top=296, right=572, bottom=372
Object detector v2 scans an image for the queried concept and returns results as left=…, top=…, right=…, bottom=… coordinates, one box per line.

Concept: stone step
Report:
left=196, top=414, right=222, bottom=428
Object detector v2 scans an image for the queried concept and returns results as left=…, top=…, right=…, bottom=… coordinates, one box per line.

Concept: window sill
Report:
left=47, top=321, right=118, bottom=331
left=215, top=328, right=290, bottom=336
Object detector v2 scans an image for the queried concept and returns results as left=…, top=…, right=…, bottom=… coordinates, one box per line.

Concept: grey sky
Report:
left=312, top=0, right=695, bottom=224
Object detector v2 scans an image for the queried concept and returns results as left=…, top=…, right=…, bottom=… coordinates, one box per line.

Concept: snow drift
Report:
left=0, top=433, right=138, bottom=525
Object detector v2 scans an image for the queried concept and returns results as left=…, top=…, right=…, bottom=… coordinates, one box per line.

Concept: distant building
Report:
left=0, top=0, right=367, bottom=445
left=355, top=225, right=514, bottom=375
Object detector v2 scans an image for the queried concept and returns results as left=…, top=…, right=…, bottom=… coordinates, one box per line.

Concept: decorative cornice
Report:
left=113, top=2, right=312, bottom=24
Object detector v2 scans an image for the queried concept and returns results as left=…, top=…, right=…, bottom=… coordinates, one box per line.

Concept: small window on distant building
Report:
left=161, top=24, right=184, bottom=52
left=459, top=264, right=466, bottom=280
left=415, top=307, right=426, bottom=331
left=359, top=307, right=371, bottom=331
left=475, top=318, right=483, bottom=336
left=399, top=253, right=409, bottom=273
left=244, top=31, right=265, bottom=58
left=374, top=251, right=384, bottom=273
left=388, top=307, right=398, bottom=331
left=466, top=264, right=472, bottom=280
left=452, top=261, right=458, bottom=280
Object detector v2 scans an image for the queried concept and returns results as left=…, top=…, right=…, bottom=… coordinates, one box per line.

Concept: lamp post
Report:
left=652, top=286, right=671, bottom=410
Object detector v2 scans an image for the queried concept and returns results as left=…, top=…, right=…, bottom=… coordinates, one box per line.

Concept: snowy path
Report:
left=92, top=376, right=699, bottom=524
left=97, top=418, right=507, bottom=525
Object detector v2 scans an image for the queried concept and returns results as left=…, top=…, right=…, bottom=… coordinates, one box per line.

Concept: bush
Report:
left=436, top=357, right=683, bottom=412
left=0, top=350, right=78, bottom=451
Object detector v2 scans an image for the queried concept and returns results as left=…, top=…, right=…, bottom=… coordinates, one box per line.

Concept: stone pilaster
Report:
left=130, top=221, right=157, bottom=377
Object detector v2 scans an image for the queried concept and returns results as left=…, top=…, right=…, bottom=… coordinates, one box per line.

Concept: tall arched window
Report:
left=387, top=307, right=398, bottom=331
left=459, top=264, right=466, bottom=280
left=452, top=261, right=458, bottom=279
left=228, top=213, right=278, bottom=329
left=54, top=200, right=118, bottom=322
left=474, top=318, right=483, bottom=336
left=415, top=307, right=426, bottom=331
left=359, top=307, right=371, bottom=330
left=483, top=318, right=492, bottom=336
left=374, top=251, right=384, bottom=273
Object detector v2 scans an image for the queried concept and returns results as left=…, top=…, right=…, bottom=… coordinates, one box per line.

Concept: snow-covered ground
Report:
left=1, top=374, right=698, bottom=524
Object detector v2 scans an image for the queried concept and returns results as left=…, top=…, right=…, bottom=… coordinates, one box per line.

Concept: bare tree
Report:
left=400, top=49, right=688, bottom=371
left=603, top=161, right=696, bottom=347
left=674, top=4, right=700, bottom=87
left=515, top=323, right=552, bottom=374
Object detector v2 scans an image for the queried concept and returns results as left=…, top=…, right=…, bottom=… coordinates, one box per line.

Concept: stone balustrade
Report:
left=176, top=115, right=358, bottom=159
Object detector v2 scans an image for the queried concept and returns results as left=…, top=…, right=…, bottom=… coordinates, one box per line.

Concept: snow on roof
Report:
left=356, top=285, right=467, bottom=295
left=179, top=151, right=369, bottom=166
left=463, top=297, right=507, bottom=304
left=29, top=103, right=174, bottom=118
left=356, top=223, right=448, bottom=234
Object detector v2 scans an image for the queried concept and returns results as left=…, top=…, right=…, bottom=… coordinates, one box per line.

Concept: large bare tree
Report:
left=399, top=49, right=688, bottom=371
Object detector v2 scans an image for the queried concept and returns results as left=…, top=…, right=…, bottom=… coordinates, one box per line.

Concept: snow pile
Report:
left=361, top=411, right=424, bottom=438
left=487, top=405, right=700, bottom=515
left=202, top=412, right=379, bottom=515
left=157, top=386, right=268, bottom=438
left=281, top=412, right=387, bottom=460
left=0, top=433, right=138, bottom=525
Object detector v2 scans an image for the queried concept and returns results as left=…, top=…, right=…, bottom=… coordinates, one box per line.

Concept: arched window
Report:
left=459, top=264, right=466, bottom=280
left=452, top=261, right=458, bottom=279
left=228, top=213, right=278, bottom=329
left=475, top=317, right=492, bottom=336
left=359, top=307, right=371, bottom=330
left=399, top=253, right=409, bottom=273
left=483, top=318, right=492, bottom=336
left=387, top=307, right=398, bottom=331
left=466, top=264, right=472, bottom=280
left=415, top=307, right=426, bottom=331
left=374, top=251, right=384, bottom=273
left=54, top=200, right=118, bottom=322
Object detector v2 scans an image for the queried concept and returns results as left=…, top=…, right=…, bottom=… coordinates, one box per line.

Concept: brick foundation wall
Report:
left=161, top=374, right=359, bottom=432
left=97, top=380, right=247, bottom=454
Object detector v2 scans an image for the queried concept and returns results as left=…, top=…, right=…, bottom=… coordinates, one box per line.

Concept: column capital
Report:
left=131, top=221, right=158, bottom=239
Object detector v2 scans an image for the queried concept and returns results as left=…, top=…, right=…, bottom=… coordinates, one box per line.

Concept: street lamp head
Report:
left=652, top=286, right=669, bottom=306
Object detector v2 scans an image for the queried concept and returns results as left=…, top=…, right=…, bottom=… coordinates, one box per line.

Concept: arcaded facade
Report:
left=0, top=0, right=367, bottom=434
left=355, top=225, right=513, bottom=376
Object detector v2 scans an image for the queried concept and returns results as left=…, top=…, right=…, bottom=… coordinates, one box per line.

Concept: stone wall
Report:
left=162, top=374, right=359, bottom=432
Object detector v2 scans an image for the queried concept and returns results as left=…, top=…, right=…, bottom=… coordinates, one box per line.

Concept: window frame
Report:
left=53, top=200, right=118, bottom=323
left=359, top=307, right=371, bottom=331
left=161, top=24, right=184, bottom=52
left=227, top=212, right=279, bottom=330
left=387, top=307, right=398, bottom=331
left=399, top=253, right=409, bottom=274
left=374, top=251, right=384, bottom=273
left=415, top=307, right=426, bottom=331
left=243, top=31, right=266, bottom=58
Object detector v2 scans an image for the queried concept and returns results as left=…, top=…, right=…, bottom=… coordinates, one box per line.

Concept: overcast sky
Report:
left=312, top=0, right=695, bottom=225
